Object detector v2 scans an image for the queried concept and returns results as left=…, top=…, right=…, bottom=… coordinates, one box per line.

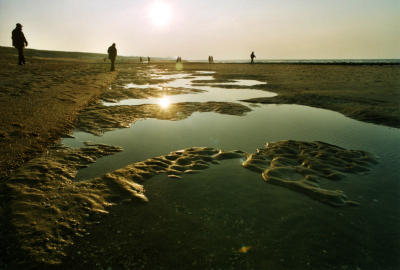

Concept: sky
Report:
left=0, top=0, right=399, bottom=60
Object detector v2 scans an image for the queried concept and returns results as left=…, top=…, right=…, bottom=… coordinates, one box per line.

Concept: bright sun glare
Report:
left=149, top=1, right=173, bottom=27
left=159, top=96, right=171, bottom=109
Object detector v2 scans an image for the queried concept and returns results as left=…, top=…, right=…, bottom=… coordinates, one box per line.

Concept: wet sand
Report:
left=0, top=47, right=117, bottom=180
left=1, top=47, right=399, bottom=269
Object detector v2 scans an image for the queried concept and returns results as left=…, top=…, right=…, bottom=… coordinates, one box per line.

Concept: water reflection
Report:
left=105, top=71, right=274, bottom=107
left=158, top=96, right=171, bottom=109
left=124, top=83, right=161, bottom=89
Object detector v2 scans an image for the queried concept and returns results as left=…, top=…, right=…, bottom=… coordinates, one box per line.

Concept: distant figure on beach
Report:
left=208, top=56, right=214, bottom=64
left=140, top=57, right=143, bottom=63
left=12, top=23, right=28, bottom=65
left=107, top=43, right=117, bottom=71
left=147, top=56, right=150, bottom=63
left=250, top=51, right=256, bottom=64
left=176, top=56, right=182, bottom=63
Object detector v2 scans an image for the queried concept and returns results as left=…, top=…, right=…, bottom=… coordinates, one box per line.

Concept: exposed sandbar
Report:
left=242, top=140, right=377, bottom=206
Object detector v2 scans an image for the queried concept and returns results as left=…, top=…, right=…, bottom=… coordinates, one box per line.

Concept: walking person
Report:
left=250, top=51, right=256, bottom=64
left=12, top=23, right=28, bottom=65
left=107, top=43, right=117, bottom=71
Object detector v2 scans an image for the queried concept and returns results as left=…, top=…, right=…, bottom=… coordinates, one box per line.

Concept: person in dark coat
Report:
left=107, top=43, right=117, bottom=71
left=250, top=51, right=256, bottom=64
left=12, top=23, right=28, bottom=65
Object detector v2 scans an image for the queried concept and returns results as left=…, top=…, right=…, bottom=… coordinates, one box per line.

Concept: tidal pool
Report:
left=104, top=71, right=275, bottom=106
left=64, top=104, right=399, bottom=181
left=62, top=67, right=400, bottom=269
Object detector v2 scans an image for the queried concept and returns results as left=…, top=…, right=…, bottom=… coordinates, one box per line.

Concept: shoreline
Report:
left=189, top=61, right=400, bottom=65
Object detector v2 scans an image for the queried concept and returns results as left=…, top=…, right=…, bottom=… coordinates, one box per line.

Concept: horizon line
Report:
left=1, top=45, right=399, bottom=61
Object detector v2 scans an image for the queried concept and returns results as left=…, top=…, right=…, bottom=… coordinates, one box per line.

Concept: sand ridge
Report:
left=6, top=143, right=123, bottom=264
left=242, top=140, right=377, bottom=207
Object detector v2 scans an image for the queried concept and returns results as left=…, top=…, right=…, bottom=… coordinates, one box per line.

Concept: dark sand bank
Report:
left=1, top=48, right=399, bottom=269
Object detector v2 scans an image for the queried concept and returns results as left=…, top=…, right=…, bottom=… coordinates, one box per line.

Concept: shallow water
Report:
left=63, top=67, right=400, bottom=268
left=64, top=104, right=400, bottom=180
left=104, top=72, right=275, bottom=106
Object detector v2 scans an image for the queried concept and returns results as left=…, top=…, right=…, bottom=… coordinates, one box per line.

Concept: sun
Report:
left=158, top=96, right=171, bottom=109
left=148, top=1, right=173, bottom=27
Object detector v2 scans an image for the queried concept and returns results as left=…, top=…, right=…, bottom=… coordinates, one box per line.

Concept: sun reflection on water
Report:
left=158, top=96, right=171, bottom=109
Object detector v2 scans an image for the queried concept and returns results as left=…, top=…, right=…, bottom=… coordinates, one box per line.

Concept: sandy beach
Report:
left=1, top=47, right=399, bottom=269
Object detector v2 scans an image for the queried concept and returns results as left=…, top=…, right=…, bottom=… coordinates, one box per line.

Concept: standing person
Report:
left=107, top=43, right=117, bottom=71
left=250, top=51, right=256, bottom=64
left=12, top=23, right=28, bottom=65
left=147, top=56, right=150, bottom=63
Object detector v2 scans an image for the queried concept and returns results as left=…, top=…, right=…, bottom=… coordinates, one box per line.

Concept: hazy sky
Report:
left=0, top=0, right=399, bottom=59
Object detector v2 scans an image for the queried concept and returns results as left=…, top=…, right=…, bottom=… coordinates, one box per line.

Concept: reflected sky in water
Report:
left=64, top=104, right=400, bottom=181
left=105, top=71, right=275, bottom=107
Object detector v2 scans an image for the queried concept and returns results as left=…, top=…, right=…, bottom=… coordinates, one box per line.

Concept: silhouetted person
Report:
left=107, top=43, right=117, bottom=71
left=140, top=57, right=143, bottom=63
left=250, top=51, right=256, bottom=64
left=12, top=23, right=28, bottom=65
left=147, top=56, right=150, bottom=63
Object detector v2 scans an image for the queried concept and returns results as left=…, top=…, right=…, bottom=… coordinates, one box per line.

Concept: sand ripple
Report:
left=242, top=140, right=377, bottom=207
